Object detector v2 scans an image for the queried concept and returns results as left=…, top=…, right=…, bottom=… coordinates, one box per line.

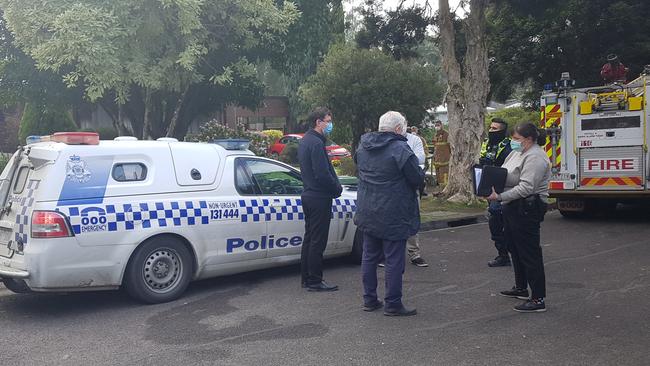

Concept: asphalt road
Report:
left=1, top=210, right=648, bottom=366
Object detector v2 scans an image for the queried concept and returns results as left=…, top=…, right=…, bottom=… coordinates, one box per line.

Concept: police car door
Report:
left=237, top=158, right=338, bottom=258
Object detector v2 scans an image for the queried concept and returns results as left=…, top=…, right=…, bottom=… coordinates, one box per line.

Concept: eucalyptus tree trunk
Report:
left=142, top=88, right=153, bottom=140
left=438, top=0, right=490, bottom=203
left=166, top=87, right=189, bottom=138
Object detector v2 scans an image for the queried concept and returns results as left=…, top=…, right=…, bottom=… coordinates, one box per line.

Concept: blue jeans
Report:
left=361, top=232, right=407, bottom=310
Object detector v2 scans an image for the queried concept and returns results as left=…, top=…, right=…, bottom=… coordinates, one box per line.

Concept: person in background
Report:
left=404, top=127, right=429, bottom=268
left=486, top=122, right=551, bottom=313
left=410, top=126, right=430, bottom=197
left=600, top=54, right=628, bottom=83
left=355, top=111, right=424, bottom=316
left=480, top=118, right=513, bottom=267
left=297, top=107, right=342, bottom=292
left=432, top=120, right=450, bottom=186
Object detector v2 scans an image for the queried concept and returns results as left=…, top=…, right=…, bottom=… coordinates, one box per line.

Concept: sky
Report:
left=343, top=0, right=464, bottom=13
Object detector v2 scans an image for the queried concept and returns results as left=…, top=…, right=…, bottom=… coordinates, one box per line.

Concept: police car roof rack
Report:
left=114, top=136, right=138, bottom=142
left=211, top=139, right=250, bottom=150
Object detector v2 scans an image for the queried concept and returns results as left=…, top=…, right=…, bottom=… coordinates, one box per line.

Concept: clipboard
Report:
left=472, top=164, right=507, bottom=196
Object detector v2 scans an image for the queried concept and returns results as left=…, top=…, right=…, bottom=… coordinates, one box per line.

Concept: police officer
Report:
left=480, top=118, right=512, bottom=267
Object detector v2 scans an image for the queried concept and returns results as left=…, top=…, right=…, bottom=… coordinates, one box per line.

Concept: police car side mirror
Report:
left=191, top=169, right=202, bottom=180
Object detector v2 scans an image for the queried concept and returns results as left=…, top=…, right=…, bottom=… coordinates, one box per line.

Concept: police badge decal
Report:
left=66, top=155, right=92, bottom=183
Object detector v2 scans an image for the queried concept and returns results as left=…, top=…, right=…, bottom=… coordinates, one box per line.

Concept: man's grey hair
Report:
left=378, top=111, right=407, bottom=133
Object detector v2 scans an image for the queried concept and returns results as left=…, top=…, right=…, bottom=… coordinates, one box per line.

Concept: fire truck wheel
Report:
left=558, top=209, right=586, bottom=219
left=124, top=236, right=192, bottom=304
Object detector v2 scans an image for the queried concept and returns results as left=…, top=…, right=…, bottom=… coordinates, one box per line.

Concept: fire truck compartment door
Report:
left=578, top=146, right=645, bottom=190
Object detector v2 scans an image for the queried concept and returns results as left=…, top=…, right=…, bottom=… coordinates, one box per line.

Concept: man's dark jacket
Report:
left=354, top=132, right=424, bottom=241
left=298, top=129, right=342, bottom=199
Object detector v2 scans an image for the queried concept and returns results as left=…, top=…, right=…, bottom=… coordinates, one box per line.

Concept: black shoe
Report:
left=363, top=300, right=384, bottom=312
left=410, top=257, right=429, bottom=267
left=499, top=287, right=529, bottom=300
left=514, top=298, right=546, bottom=313
left=306, top=281, right=339, bottom=292
left=488, top=256, right=511, bottom=267
left=384, top=306, right=417, bottom=317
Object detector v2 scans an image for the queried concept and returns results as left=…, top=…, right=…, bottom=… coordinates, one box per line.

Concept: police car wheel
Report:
left=125, top=237, right=192, bottom=304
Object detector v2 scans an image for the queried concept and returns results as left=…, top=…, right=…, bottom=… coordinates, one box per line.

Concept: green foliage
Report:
left=279, top=141, right=299, bottom=165
left=336, top=157, right=357, bottom=177
left=18, top=103, right=77, bottom=142
left=261, top=129, right=284, bottom=142
left=300, top=44, right=444, bottom=150
left=356, top=1, right=432, bottom=60
left=0, top=0, right=299, bottom=138
left=489, top=0, right=650, bottom=104
left=0, top=153, right=9, bottom=173
left=188, top=120, right=271, bottom=157
left=329, top=123, right=353, bottom=146
left=485, top=107, right=539, bottom=133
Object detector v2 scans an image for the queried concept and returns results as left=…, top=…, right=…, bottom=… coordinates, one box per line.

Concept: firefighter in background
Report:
left=432, top=120, right=450, bottom=186
left=480, top=118, right=513, bottom=267
left=600, top=54, right=629, bottom=83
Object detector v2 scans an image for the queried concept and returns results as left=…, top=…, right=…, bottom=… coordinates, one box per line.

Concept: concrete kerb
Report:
left=420, top=213, right=488, bottom=231
left=419, top=202, right=558, bottom=232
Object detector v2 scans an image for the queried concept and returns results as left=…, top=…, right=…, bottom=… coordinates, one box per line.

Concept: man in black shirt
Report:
left=298, top=107, right=343, bottom=291
left=480, top=118, right=513, bottom=267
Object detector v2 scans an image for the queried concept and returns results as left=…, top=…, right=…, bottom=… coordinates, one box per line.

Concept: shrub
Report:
left=0, top=153, right=9, bottom=174
left=331, top=159, right=342, bottom=168
left=337, top=157, right=357, bottom=177
left=18, top=103, right=78, bottom=143
left=261, top=129, right=284, bottom=142
left=187, top=120, right=272, bottom=157
left=279, top=141, right=299, bottom=165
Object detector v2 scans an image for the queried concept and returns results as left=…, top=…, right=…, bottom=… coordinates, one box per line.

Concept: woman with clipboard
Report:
left=485, top=122, right=551, bottom=313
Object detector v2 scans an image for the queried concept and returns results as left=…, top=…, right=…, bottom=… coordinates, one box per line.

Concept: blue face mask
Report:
left=510, top=139, right=523, bottom=152
left=324, top=121, right=333, bottom=135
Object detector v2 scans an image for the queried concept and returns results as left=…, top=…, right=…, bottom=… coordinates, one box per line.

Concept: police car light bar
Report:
left=51, top=132, right=100, bottom=145
left=211, top=139, right=250, bottom=150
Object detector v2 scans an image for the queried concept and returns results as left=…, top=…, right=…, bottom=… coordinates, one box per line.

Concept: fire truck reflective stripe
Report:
left=541, top=105, right=562, bottom=168
left=580, top=177, right=643, bottom=186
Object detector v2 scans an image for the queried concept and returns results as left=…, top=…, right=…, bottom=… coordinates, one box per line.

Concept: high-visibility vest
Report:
left=480, top=138, right=510, bottom=166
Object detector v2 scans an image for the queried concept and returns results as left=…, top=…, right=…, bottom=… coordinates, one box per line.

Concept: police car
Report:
left=0, top=132, right=361, bottom=303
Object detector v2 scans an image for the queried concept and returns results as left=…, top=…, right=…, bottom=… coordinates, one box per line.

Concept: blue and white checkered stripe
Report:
left=332, top=198, right=356, bottom=219
left=64, top=200, right=210, bottom=235
left=238, top=198, right=304, bottom=223
left=14, top=180, right=40, bottom=244
left=238, top=198, right=356, bottom=222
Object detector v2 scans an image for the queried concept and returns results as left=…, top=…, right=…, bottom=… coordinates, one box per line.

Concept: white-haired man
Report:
left=354, top=111, right=425, bottom=316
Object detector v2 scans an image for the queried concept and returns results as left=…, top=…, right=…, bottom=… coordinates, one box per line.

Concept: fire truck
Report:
left=540, top=71, right=650, bottom=217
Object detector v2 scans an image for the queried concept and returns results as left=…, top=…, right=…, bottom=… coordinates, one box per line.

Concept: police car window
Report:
left=12, top=166, right=29, bottom=194
left=246, top=160, right=303, bottom=195
left=112, top=163, right=147, bottom=182
left=235, top=160, right=257, bottom=195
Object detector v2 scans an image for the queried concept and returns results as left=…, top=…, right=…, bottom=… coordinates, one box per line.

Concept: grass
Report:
left=419, top=194, right=486, bottom=214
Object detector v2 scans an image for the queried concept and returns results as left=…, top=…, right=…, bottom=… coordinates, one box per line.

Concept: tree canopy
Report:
left=489, top=0, right=650, bottom=104
left=0, top=0, right=299, bottom=138
left=300, top=43, right=443, bottom=150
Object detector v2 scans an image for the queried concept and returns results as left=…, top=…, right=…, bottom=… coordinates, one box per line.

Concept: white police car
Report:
left=0, top=132, right=361, bottom=303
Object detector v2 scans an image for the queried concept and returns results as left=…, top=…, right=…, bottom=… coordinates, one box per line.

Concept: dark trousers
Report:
left=301, top=195, right=333, bottom=285
left=488, top=201, right=508, bottom=257
left=502, top=199, right=548, bottom=298
left=361, top=232, right=406, bottom=310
